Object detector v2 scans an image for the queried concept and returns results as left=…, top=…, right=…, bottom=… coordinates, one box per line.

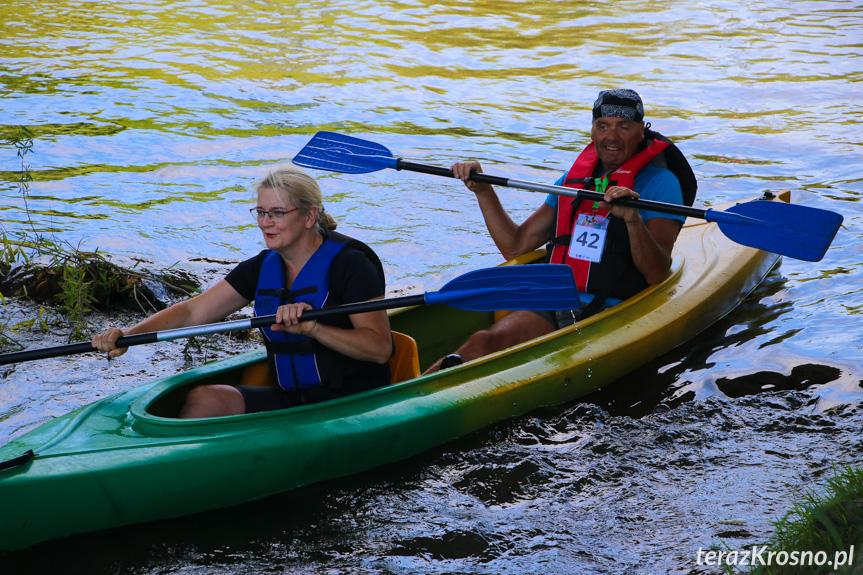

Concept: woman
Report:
left=92, top=165, right=393, bottom=417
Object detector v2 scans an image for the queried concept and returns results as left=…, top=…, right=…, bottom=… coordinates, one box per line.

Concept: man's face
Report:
left=590, top=116, right=645, bottom=172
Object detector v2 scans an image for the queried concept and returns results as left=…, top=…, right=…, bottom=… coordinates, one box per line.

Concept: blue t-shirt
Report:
left=545, top=165, right=685, bottom=223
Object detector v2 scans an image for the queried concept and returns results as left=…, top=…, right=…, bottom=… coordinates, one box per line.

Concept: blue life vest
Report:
left=254, top=240, right=346, bottom=391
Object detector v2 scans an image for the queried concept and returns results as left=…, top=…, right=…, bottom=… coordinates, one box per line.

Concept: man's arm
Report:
left=452, top=161, right=554, bottom=261
left=627, top=216, right=680, bottom=284
left=600, top=186, right=680, bottom=285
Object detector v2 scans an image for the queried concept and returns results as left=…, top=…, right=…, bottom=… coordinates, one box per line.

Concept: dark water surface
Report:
left=1, top=0, right=862, bottom=573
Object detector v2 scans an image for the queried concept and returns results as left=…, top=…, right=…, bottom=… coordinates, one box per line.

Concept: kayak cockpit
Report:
left=137, top=331, right=422, bottom=420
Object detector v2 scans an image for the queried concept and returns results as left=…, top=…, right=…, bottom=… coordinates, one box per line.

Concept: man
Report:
left=428, top=89, right=690, bottom=372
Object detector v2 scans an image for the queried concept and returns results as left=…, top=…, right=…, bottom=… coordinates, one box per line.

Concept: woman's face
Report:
left=255, top=186, right=309, bottom=252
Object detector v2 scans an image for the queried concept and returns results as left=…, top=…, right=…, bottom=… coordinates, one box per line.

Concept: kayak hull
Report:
left=0, top=193, right=785, bottom=550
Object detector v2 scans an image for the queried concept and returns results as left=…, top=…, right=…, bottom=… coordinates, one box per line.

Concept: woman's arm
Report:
left=92, top=279, right=251, bottom=357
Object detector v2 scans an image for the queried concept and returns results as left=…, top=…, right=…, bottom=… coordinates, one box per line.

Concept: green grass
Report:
left=748, top=465, right=863, bottom=575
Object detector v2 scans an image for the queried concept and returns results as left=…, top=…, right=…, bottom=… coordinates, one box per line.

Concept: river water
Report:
left=1, top=0, right=862, bottom=573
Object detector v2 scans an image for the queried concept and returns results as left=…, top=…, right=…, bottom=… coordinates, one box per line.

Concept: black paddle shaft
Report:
left=247, top=293, right=428, bottom=327
left=0, top=294, right=430, bottom=366
left=395, top=159, right=707, bottom=220
left=0, top=335, right=158, bottom=365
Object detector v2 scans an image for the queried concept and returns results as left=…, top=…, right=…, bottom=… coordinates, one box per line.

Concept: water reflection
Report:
left=716, top=364, right=844, bottom=398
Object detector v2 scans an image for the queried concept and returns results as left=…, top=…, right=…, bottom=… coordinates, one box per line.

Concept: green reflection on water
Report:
left=0, top=123, right=125, bottom=140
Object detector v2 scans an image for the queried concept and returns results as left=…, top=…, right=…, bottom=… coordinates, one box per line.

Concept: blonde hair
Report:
left=254, top=165, right=337, bottom=232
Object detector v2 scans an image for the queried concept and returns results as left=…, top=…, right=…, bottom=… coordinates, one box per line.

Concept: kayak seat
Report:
left=238, top=330, right=420, bottom=387
left=239, top=359, right=274, bottom=387
left=389, top=331, right=421, bottom=384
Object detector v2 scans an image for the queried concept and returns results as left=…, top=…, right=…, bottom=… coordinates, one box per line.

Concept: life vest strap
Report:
left=564, top=176, right=593, bottom=187
left=256, top=285, right=317, bottom=303
left=550, top=235, right=571, bottom=248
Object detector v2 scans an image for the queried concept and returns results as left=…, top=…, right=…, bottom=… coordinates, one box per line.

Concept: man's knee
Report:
left=453, top=311, right=553, bottom=365
left=462, top=329, right=497, bottom=357
left=480, top=311, right=552, bottom=351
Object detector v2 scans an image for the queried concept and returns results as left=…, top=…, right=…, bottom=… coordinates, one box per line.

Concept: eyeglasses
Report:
left=250, top=207, right=299, bottom=221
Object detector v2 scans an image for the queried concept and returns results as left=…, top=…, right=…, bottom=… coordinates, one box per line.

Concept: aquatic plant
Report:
left=1, top=235, right=200, bottom=339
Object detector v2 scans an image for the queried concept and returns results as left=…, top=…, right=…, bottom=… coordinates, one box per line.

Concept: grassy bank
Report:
left=755, top=465, right=863, bottom=574
left=716, top=465, right=863, bottom=575
left=0, top=232, right=200, bottom=341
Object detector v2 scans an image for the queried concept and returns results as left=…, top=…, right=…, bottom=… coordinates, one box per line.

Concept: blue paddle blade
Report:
left=425, top=264, right=580, bottom=312
left=706, top=200, right=843, bottom=262
left=292, top=131, right=399, bottom=174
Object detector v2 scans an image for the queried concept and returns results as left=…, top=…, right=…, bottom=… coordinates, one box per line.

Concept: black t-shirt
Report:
left=225, top=246, right=385, bottom=310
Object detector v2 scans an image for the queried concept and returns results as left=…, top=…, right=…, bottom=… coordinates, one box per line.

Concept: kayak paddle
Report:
left=0, top=264, right=577, bottom=366
left=292, top=131, right=843, bottom=263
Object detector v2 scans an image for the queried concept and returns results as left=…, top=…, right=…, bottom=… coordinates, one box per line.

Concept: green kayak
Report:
left=0, top=193, right=784, bottom=551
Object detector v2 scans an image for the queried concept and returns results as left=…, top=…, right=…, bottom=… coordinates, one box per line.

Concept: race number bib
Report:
left=568, top=213, right=609, bottom=262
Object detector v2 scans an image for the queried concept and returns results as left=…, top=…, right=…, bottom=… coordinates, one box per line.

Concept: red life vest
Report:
left=549, top=139, right=670, bottom=297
